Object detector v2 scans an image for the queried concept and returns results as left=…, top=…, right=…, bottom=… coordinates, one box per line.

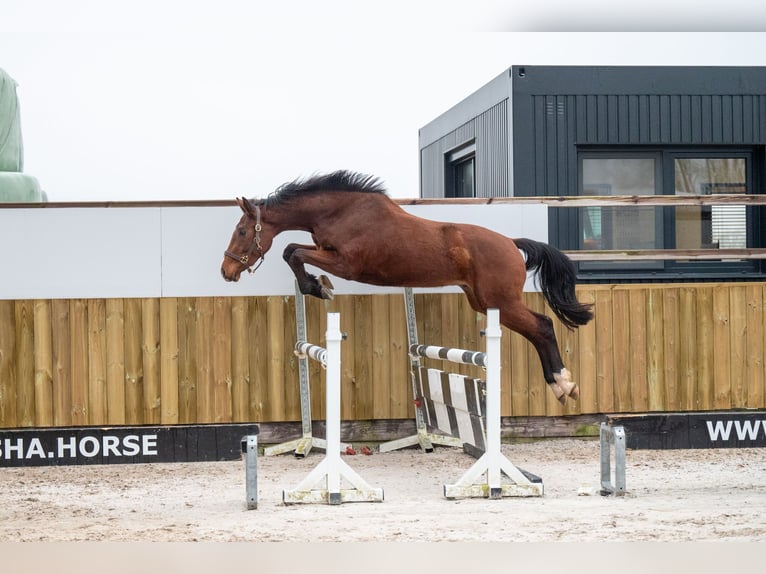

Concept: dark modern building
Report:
left=419, top=66, right=766, bottom=282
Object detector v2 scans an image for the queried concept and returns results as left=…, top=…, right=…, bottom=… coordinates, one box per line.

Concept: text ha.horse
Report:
left=221, top=171, right=593, bottom=404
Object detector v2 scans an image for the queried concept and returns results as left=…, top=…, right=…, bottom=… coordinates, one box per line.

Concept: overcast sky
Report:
left=3, top=1, right=766, bottom=201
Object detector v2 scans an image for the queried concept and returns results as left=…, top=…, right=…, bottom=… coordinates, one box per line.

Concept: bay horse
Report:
left=221, top=170, right=593, bottom=404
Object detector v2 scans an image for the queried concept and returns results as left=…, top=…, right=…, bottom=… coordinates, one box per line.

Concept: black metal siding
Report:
left=420, top=100, right=509, bottom=198
left=511, top=66, right=766, bottom=199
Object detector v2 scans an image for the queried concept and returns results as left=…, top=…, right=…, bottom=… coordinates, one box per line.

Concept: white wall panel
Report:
left=0, top=208, right=161, bottom=299
left=0, top=203, right=547, bottom=299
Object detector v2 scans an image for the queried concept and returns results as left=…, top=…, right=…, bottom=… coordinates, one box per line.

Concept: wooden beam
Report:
left=565, top=248, right=766, bottom=261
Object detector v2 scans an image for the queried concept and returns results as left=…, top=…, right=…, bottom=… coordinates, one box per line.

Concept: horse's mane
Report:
left=259, top=170, right=387, bottom=207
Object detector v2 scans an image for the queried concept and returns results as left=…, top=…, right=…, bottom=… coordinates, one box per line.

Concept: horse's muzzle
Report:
left=221, top=267, right=241, bottom=282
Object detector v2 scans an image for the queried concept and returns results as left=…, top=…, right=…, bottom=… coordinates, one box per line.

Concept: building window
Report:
left=674, top=158, right=747, bottom=251
left=446, top=142, right=476, bottom=198
left=576, top=148, right=760, bottom=280
left=580, top=155, right=662, bottom=271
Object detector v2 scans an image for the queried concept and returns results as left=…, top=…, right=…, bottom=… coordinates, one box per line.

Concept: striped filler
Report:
left=418, top=367, right=487, bottom=452
left=409, top=344, right=486, bottom=367
left=295, top=341, right=327, bottom=367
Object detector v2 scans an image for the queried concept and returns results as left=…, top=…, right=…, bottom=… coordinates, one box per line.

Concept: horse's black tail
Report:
left=513, top=237, right=593, bottom=330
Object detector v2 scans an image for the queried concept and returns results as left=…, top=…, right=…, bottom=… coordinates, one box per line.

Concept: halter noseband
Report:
left=224, top=203, right=265, bottom=274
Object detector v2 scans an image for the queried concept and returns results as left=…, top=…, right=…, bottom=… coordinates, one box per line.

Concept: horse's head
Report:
left=221, top=197, right=276, bottom=282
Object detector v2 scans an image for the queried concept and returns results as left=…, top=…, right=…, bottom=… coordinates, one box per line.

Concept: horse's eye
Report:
left=238, top=227, right=247, bottom=237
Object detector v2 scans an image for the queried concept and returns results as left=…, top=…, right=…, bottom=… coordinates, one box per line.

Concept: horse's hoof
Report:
left=553, top=368, right=579, bottom=401
left=549, top=382, right=567, bottom=405
left=320, top=287, right=335, bottom=300
left=317, top=275, right=335, bottom=300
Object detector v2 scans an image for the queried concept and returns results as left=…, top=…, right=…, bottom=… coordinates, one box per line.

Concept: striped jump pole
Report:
left=282, top=313, right=383, bottom=505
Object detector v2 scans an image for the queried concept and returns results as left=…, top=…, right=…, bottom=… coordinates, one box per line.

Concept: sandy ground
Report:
left=1, top=437, right=765, bottom=542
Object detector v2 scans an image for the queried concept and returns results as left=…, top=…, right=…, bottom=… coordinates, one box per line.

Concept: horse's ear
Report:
left=236, top=197, right=253, bottom=215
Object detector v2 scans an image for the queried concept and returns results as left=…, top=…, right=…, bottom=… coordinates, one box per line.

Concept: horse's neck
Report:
left=268, top=193, right=393, bottom=233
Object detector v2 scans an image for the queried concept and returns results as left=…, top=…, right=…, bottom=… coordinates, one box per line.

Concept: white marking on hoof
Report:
left=554, top=368, right=579, bottom=400
left=318, top=275, right=335, bottom=300
left=549, top=382, right=567, bottom=405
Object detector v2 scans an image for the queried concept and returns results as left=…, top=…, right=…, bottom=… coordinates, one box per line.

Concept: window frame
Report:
left=445, top=141, right=476, bottom=198
left=573, top=146, right=763, bottom=282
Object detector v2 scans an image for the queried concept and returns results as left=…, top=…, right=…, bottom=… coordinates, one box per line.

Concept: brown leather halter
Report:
left=224, top=203, right=265, bottom=274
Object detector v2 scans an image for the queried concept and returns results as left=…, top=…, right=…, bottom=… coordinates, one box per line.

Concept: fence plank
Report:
left=611, top=288, right=631, bottom=412
left=14, top=300, right=35, bottom=427
left=646, top=289, right=666, bottom=411
left=595, top=289, right=615, bottom=413
left=51, top=299, right=71, bottom=426
left=678, top=287, right=698, bottom=410
left=212, top=297, right=233, bottom=423
left=142, top=298, right=161, bottom=424
left=729, top=286, right=748, bottom=407
left=195, top=297, right=214, bottom=423
left=177, top=298, right=198, bottom=423
left=371, top=295, right=391, bottom=420
left=746, top=285, right=765, bottom=408
left=105, top=299, right=125, bottom=424
left=662, top=288, right=680, bottom=411
left=577, top=289, right=598, bottom=414
left=87, top=299, right=107, bottom=425
left=628, top=289, right=649, bottom=412
left=123, top=298, right=144, bottom=425
left=337, top=295, right=355, bottom=420
left=69, top=299, right=89, bottom=426
left=353, top=295, right=373, bottom=420
left=33, top=300, right=53, bottom=427
left=696, top=287, right=715, bottom=410
left=247, top=297, right=268, bottom=421
left=265, top=296, right=286, bottom=421
left=388, top=294, right=410, bottom=419
left=0, top=301, right=16, bottom=427
left=229, top=296, right=248, bottom=422
left=160, top=298, right=179, bottom=424
left=713, top=285, right=732, bottom=409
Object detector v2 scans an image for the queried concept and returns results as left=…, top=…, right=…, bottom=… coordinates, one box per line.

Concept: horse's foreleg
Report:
left=283, top=244, right=335, bottom=299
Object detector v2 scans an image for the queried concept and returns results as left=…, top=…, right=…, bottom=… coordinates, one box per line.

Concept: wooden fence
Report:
left=1, top=283, right=765, bottom=429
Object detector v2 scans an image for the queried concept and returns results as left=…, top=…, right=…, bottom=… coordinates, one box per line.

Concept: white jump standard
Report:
left=410, top=309, right=543, bottom=500
left=282, top=313, right=384, bottom=505
left=264, top=281, right=350, bottom=457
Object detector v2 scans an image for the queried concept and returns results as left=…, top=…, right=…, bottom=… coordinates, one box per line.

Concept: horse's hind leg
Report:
left=500, top=302, right=579, bottom=405
left=461, top=286, right=578, bottom=404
